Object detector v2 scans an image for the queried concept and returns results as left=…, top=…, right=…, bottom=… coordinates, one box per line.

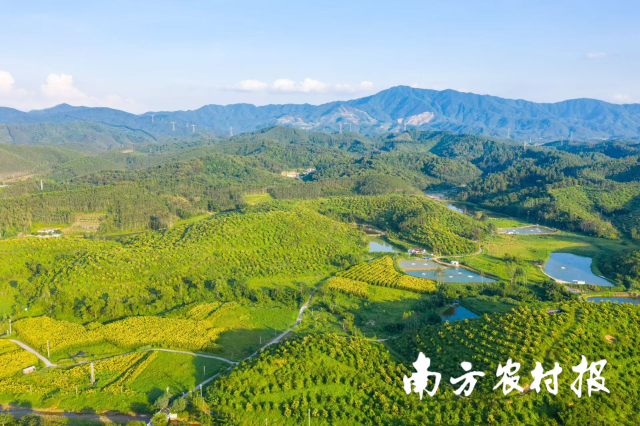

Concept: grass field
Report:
left=129, top=352, right=229, bottom=402
left=244, top=193, right=274, bottom=205
left=460, top=296, right=518, bottom=315
left=208, top=305, right=299, bottom=361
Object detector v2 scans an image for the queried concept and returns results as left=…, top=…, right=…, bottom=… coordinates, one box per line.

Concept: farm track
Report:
left=1, top=409, right=150, bottom=424
left=7, top=340, right=236, bottom=369
left=8, top=339, right=55, bottom=367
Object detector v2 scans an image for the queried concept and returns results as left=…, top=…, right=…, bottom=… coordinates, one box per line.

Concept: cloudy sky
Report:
left=1, top=0, right=638, bottom=113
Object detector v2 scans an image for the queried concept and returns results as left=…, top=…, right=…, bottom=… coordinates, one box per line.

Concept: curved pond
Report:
left=368, top=239, right=401, bottom=253
left=446, top=204, right=465, bottom=214
left=405, top=267, right=496, bottom=283
left=588, top=297, right=640, bottom=305
left=544, top=253, right=613, bottom=287
left=441, top=306, right=479, bottom=322
left=500, top=225, right=555, bottom=235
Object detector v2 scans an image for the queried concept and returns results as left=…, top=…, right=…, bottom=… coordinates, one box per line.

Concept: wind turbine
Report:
left=171, top=122, right=176, bottom=131
left=230, top=126, right=233, bottom=137
left=151, top=114, right=155, bottom=124
left=507, top=127, right=510, bottom=140
left=403, top=122, right=407, bottom=132
left=339, top=123, right=342, bottom=134
left=191, top=124, right=196, bottom=133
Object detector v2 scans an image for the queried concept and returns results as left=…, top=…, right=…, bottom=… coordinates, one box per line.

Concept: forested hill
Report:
left=2, top=86, right=640, bottom=141
left=5, top=126, right=640, bottom=243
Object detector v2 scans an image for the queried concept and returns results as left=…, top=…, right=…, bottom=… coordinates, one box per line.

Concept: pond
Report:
left=544, top=253, right=613, bottom=287
left=500, top=225, right=555, bottom=235
left=588, top=297, right=640, bottom=305
left=441, top=306, right=479, bottom=322
left=368, top=239, right=401, bottom=253
left=399, top=260, right=440, bottom=269
left=446, top=204, right=465, bottom=214
left=405, top=267, right=496, bottom=283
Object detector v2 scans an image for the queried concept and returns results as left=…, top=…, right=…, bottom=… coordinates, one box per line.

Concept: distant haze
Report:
left=1, top=86, right=640, bottom=142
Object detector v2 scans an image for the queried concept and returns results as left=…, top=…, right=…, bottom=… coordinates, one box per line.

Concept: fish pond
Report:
left=441, top=305, right=479, bottom=322
left=544, top=253, right=613, bottom=287
left=399, top=260, right=440, bottom=269
left=368, top=239, right=402, bottom=253
left=588, top=297, right=640, bottom=305
left=404, top=267, right=496, bottom=283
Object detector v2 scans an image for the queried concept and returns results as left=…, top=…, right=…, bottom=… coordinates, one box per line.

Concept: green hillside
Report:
left=209, top=302, right=640, bottom=425
left=0, top=143, right=84, bottom=181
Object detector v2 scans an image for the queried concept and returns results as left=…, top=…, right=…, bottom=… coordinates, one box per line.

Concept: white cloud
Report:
left=0, top=71, right=16, bottom=93
left=613, top=94, right=633, bottom=103
left=587, top=52, right=607, bottom=59
left=41, top=74, right=90, bottom=102
left=334, top=81, right=374, bottom=93
left=271, top=78, right=298, bottom=92
left=231, top=79, right=269, bottom=92
left=0, top=71, right=141, bottom=112
left=228, top=78, right=374, bottom=94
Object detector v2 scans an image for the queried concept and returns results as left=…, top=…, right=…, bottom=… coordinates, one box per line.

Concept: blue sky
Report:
left=1, top=0, right=638, bottom=112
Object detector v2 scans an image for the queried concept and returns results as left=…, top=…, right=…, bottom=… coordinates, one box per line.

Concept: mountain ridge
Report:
left=1, top=86, right=640, bottom=142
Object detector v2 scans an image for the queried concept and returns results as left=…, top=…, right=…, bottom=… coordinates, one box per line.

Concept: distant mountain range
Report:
left=1, top=86, right=640, bottom=142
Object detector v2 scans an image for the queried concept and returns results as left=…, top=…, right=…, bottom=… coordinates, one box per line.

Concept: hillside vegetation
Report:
left=210, top=302, right=640, bottom=425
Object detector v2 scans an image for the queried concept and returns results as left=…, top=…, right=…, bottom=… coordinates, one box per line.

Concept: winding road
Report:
left=9, top=339, right=55, bottom=367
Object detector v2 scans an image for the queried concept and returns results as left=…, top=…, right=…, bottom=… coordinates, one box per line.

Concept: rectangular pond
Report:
left=405, top=267, right=496, bottom=283
left=500, top=225, right=555, bottom=235
left=441, top=306, right=479, bottom=322
left=544, top=253, right=613, bottom=287
left=588, top=297, right=640, bottom=305
left=399, top=260, right=440, bottom=269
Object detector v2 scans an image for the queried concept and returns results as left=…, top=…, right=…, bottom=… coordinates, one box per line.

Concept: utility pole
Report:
left=339, top=123, right=342, bottom=134
left=171, top=122, right=176, bottom=131
left=90, top=362, right=95, bottom=385
left=40, top=180, right=44, bottom=191
left=191, top=124, right=196, bottom=133
left=203, top=366, right=206, bottom=377
left=308, top=409, right=311, bottom=426
left=8, top=318, right=11, bottom=334
left=151, top=114, right=155, bottom=123
left=47, top=340, right=50, bottom=358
